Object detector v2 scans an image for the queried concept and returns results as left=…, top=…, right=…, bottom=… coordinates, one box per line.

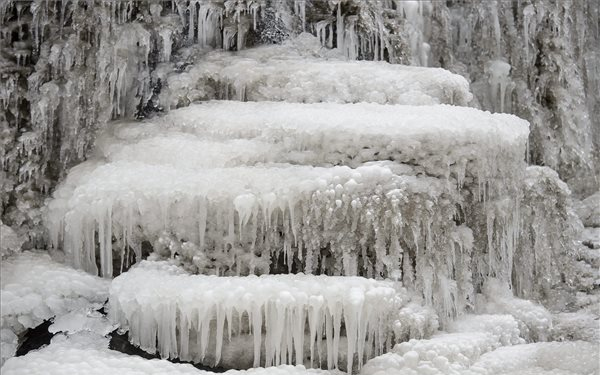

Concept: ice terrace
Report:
left=156, top=35, right=472, bottom=108
left=109, top=261, right=402, bottom=371
left=45, top=101, right=531, bottom=323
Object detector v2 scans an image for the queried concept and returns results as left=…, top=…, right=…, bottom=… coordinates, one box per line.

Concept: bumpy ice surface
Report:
left=157, top=34, right=472, bottom=108
left=109, top=261, right=403, bottom=372
left=0, top=251, right=109, bottom=365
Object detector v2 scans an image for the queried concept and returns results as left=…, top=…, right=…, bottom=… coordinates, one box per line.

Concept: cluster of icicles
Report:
left=109, top=261, right=403, bottom=373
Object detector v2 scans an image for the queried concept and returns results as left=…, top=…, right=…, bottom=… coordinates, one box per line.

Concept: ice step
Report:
left=116, top=101, right=529, bottom=183
left=108, top=261, right=404, bottom=372
left=47, top=161, right=459, bottom=283
left=157, top=36, right=473, bottom=108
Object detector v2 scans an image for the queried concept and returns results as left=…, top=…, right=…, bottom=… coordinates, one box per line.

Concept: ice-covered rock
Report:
left=476, top=279, right=552, bottom=342
left=361, top=313, right=523, bottom=375
left=153, top=102, right=528, bottom=181
left=45, top=100, right=533, bottom=324
left=574, top=192, right=600, bottom=228
left=1, top=331, right=344, bottom=375
left=109, top=261, right=403, bottom=372
left=0, top=221, right=25, bottom=258
left=157, top=36, right=472, bottom=108
left=473, top=341, right=599, bottom=375
left=0, top=251, right=109, bottom=366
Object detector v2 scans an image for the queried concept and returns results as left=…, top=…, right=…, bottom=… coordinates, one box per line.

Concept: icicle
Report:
left=487, top=60, right=512, bottom=113
left=336, top=2, right=344, bottom=53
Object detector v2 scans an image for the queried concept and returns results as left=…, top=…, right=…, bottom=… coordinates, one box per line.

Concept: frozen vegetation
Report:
left=0, top=0, right=598, bottom=374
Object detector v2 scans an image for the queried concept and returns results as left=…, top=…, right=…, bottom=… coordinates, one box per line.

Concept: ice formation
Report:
left=1, top=332, right=344, bottom=375
left=361, top=313, right=524, bottom=375
left=2, top=0, right=598, bottom=248
left=109, top=261, right=402, bottom=371
left=362, top=312, right=599, bottom=375
left=1, top=0, right=597, bottom=373
left=155, top=36, right=472, bottom=108
left=45, top=101, right=535, bottom=325
left=0, top=251, right=109, bottom=365
left=0, top=221, right=24, bottom=258
left=474, top=341, right=599, bottom=375
left=475, top=279, right=552, bottom=342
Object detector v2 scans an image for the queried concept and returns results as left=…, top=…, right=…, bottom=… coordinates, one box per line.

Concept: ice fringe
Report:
left=109, top=261, right=403, bottom=372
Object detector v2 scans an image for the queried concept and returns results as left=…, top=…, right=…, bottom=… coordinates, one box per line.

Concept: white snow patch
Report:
left=1, top=331, right=343, bottom=375
left=0, top=251, right=109, bottom=366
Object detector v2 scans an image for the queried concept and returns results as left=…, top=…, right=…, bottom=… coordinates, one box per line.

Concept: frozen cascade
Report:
left=45, top=101, right=534, bottom=325
left=2, top=0, right=597, bottom=247
left=108, top=261, right=403, bottom=372
left=1, top=0, right=596, bottom=372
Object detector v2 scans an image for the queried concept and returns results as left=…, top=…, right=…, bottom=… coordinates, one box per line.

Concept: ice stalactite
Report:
left=396, top=0, right=431, bottom=66
left=486, top=60, right=512, bottom=113
left=109, top=261, right=403, bottom=372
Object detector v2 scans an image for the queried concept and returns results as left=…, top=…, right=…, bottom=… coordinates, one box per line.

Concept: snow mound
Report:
left=0, top=251, right=109, bottom=365
left=109, top=261, right=403, bottom=372
left=474, top=341, right=599, bottom=375
left=1, top=332, right=343, bottom=375
left=46, top=160, right=458, bottom=280
left=158, top=43, right=472, bottom=107
left=362, top=314, right=523, bottom=375
left=477, top=279, right=552, bottom=342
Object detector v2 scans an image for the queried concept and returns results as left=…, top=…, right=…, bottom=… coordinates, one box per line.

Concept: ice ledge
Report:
left=109, top=261, right=405, bottom=372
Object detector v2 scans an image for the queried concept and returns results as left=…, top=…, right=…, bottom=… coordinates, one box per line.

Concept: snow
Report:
left=0, top=251, right=109, bottom=366
left=362, top=313, right=523, bottom=375
left=473, top=341, right=599, bottom=375
left=1, top=332, right=343, bottom=375
left=157, top=35, right=472, bottom=108
left=108, top=261, right=403, bottom=372
left=476, top=279, right=552, bottom=342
